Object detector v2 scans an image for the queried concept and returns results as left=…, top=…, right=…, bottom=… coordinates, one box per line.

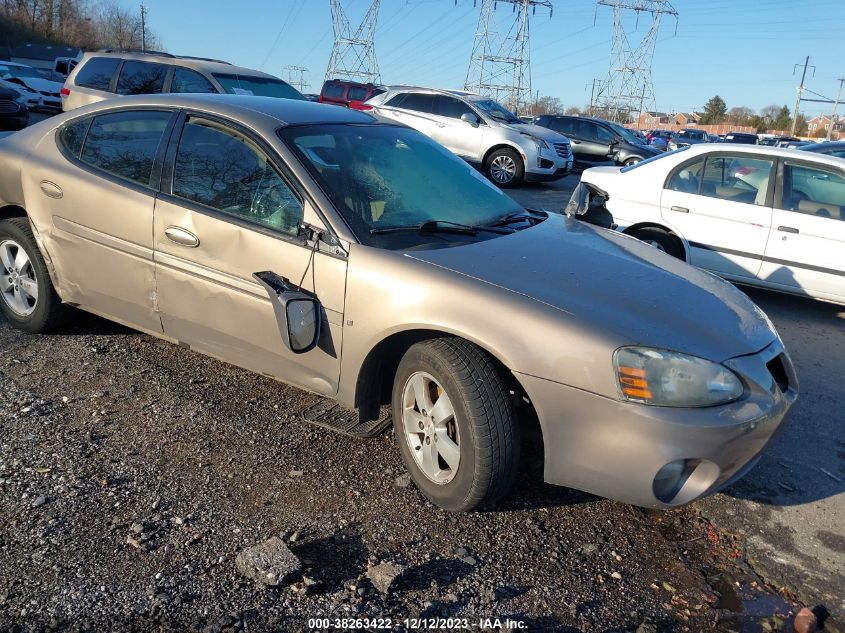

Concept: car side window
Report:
left=75, top=57, right=120, bottom=91
left=116, top=61, right=168, bottom=95
left=576, top=121, right=599, bottom=141
left=170, top=67, right=216, bottom=94
left=780, top=162, right=845, bottom=221
left=58, top=118, right=90, bottom=159
left=79, top=110, right=171, bottom=186
left=435, top=95, right=474, bottom=119
left=172, top=118, right=303, bottom=235
left=399, top=93, right=436, bottom=114
left=595, top=125, right=615, bottom=142
left=666, top=158, right=705, bottom=194
left=549, top=117, right=574, bottom=135
left=347, top=86, right=368, bottom=101
left=700, top=155, right=773, bottom=205
left=322, top=83, right=345, bottom=99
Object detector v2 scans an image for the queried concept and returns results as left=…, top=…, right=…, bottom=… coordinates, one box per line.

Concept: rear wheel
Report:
left=0, top=217, right=71, bottom=332
left=629, top=227, right=685, bottom=260
left=485, top=148, right=524, bottom=188
left=392, top=338, right=519, bottom=511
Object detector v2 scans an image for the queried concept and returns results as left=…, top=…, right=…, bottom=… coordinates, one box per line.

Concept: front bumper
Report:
left=518, top=339, right=797, bottom=508
left=525, top=145, right=573, bottom=181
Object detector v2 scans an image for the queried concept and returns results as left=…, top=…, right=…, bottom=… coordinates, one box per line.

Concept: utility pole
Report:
left=827, top=77, right=844, bottom=141
left=284, top=65, right=310, bottom=93
left=140, top=2, right=147, bottom=52
left=790, top=56, right=814, bottom=136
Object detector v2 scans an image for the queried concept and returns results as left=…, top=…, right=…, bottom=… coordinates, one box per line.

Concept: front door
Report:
left=759, top=159, right=845, bottom=301
left=661, top=152, right=775, bottom=279
left=153, top=115, right=347, bottom=395
left=428, top=95, right=483, bottom=162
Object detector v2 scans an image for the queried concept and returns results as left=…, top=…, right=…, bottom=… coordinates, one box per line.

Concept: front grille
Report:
left=553, top=142, right=570, bottom=158
left=0, top=99, right=20, bottom=113
left=766, top=354, right=789, bottom=393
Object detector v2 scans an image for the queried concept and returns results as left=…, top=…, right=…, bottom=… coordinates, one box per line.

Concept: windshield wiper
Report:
left=484, top=209, right=545, bottom=228
left=370, top=219, right=510, bottom=236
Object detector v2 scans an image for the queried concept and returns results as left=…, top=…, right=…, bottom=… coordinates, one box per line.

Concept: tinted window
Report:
left=575, top=121, right=599, bottom=141
left=322, top=83, right=345, bottom=99
left=700, top=155, right=773, bottom=205
left=170, top=67, right=216, bottom=94
left=347, top=86, right=368, bottom=101
left=173, top=118, right=303, bottom=234
left=59, top=118, right=90, bottom=159
left=385, top=94, right=406, bottom=107
left=595, top=125, right=615, bottom=142
left=435, top=95, right=474, bottom=119
left=548, top=117, right=575, bottom=135
left=781, top=163, right=845, bottom=221
left=115, top=61, right=168, bottom=95
left=214, top=74, right=304, bottom=100
left=55, top=60, right=69, bottom=75
left=80, top=111, right=170, bottom=185
left=74, top=57, right=120, bottom=91
left=398, top=93, right=436, bottom=114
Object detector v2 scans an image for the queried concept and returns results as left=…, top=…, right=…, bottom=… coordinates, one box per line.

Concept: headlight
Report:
left=614, top=347, right=743, bottom=407
left=522, top=134, right=549, bottom=151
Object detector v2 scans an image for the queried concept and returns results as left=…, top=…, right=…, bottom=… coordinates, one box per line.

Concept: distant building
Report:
left=807, top=114, right=832, bottom=134
left=674, top=112, right=701, bottom=126
left=4, top=43, right=81, bottom=71
left=636, top=111, right=671, bottom=128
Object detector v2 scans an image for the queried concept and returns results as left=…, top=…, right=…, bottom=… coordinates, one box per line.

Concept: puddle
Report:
left=706, top=569, right=798, bottom=632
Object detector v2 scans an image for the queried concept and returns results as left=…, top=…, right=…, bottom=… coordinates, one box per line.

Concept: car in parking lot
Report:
left=723, top=131, right=758, bottom=144
left=61, top=50, right=304, bottom=111
left=0, top=86, right=29, bottom=130
left=533, top=114, right=661, bottom=168
left=319, top=79, right=384, bottom=110
left=577, top=144, right=845, bottom=304
left=798, top=140, right=845, bottom=158
left=367, top=86, right=573, bottom=187
left=0, top=94, right=795, bottom=511
left=0, top=61, right=63, bottom=110
left=668, top=128, right=708, bottom=150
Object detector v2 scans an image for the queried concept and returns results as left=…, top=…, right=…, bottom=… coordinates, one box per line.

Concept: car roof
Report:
left=679, top=141, right=845, bottom=167
left=78, top=51, right=277, bottom=79
left=60, top=94, right=377, bottom=128
left=382, top=85, right=480, bottom=98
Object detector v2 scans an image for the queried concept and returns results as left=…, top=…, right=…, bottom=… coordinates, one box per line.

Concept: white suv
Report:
left=62, top=50, right=304, bottom=111
left=367, top=87, right=573, bottom=188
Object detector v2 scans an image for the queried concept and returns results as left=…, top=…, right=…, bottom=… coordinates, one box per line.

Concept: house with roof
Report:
left=674, top=112, right=701, bottom=126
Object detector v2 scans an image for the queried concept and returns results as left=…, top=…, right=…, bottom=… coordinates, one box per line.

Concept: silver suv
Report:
left=61, top=50, right=304, bottom=111
left=368, top=87, right=573, bottom=188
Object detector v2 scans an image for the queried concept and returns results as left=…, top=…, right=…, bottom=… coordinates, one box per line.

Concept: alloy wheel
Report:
left=0, top=239, right=38, bottom=316
left=401, top=371, right=461, bottom=484
left=489, top=155, right=517, bottom=184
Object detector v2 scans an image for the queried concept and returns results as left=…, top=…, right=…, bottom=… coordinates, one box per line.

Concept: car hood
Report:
left=499, top=122, right=569, bottom=143
left=9, top=76, right=62, bottom=92
left=406, top=214, right=776, bottom=362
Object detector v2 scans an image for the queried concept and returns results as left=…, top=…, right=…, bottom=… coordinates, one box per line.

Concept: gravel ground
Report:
left=0, top=312, right=808, bottom=632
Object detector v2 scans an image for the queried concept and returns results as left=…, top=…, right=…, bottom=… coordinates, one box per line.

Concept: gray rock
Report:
left=636, top=624, right=657, bottom=633
left=366, top=562, right=406, bottom=594
left=452, top=546, right=468, bottom=557
left=235, top=536, right=302, bottom=586
left=394, top=473, right=412, bottom=489
left=32, top=495, right=47, bottom=508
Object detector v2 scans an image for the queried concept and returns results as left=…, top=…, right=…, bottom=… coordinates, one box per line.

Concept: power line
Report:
left=326, top=0, right=382, bottom=83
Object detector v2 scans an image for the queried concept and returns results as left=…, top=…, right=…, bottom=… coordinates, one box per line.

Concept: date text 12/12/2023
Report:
left=306, top=617, right=528, bottom=630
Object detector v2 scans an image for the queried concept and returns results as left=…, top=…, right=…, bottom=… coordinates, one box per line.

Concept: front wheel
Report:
left=485, top=148, right=524, bottom=188
left=629, top=227, right=685, bottom=260
left=622, top=156, right=642, bottom=167
left=392, top=338, right=520, bottom=512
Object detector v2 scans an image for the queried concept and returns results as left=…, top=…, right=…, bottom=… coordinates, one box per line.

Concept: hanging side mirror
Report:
left=253, top=271, right=322, bottom=354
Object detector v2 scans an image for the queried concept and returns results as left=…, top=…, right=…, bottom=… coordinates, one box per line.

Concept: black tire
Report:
left=623, top=156, right=642, bottom=167
left=391, top=337, right=519, bottom=512
left=629, top=227, right=685, bottom=260
left=0, top=217, right=71, bottom=333
left=485, top=148, right=524, bottom=188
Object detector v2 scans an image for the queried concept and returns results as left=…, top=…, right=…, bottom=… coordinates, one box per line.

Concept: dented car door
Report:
left=152, top=114, right=346, bottom=396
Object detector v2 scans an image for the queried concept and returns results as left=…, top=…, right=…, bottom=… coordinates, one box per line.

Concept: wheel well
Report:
left=0, top=205, right=27, bottom=221
left=622, top=222, right=688, bottom=260
left=354, top=329, right=536, bottom=426
left=482, top=144, right=523, bottom=168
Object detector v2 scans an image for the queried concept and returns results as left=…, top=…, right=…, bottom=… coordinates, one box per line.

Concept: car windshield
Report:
left=472, top=99, right=522, bottom=124
left=281, top=124, right=526, bottom=249
left=0, top=65, right=43, bottom=79
left=212, top=73, right=304, bottom=100
left=620, top=145, right=690, bottom=172
left=610, top=123, right=645, bottom=144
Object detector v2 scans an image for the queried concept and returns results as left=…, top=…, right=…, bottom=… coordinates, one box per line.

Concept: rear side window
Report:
left=74, top=57, right=120, bottom=91
left=80, top=110, right=171, bottom=185
left=322, top=83, right=345, bottom=99
left=58, top=118, right=90, bottom=158
left=116, top=61, right=168, bottom=95
left=780, top=163, right=845, bottom=220
left=398, top=93, right=436, bottom=114
left=347, top=86, right=368, bottom=101
left=548, top=117, right=574, bottom=135
left=170, top=67, right=216, bottom=94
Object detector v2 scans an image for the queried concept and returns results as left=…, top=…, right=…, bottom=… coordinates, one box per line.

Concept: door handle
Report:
left=164, top=226, right=200, bottom=247
left=777, top=225, right=799, bottom=234
left=670, top=206, right=689, bottom=213
left=39, top=180, right=63, bottom=199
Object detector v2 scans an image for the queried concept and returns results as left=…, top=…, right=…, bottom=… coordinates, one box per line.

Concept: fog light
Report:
left=652, top=459, right=699, bottom=503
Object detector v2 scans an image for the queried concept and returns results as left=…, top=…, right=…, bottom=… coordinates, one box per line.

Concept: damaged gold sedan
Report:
left=0, top=95, right=796, bottom=511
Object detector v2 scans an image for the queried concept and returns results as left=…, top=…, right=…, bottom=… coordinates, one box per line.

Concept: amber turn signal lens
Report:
left=618, top=366, right=653, bottom=400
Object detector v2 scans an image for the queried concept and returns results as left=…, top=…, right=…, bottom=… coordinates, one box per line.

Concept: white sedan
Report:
left=578, top=144, right=845, bottom=305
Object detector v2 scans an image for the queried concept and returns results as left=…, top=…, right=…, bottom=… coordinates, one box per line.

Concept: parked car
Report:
left=319, top=79, right=384, bottom=110
left=646, top=129, right=673, bottom=143
left=0, top=94, right=795, bottom=510
left=533, top=114, right=661, bottom=169
left=0, top=61, right=63, bottom=110
left=758, top=135, right=798, bottom=147
left=707, top=134, right=721, bottom=143
left=798, top=140, right=845, bottom=159
left=0, top=86, right=29, bottom=130
left=367, top=86, right=573, bottom=187
left=577, top=144, right=845, bottom=304
left=668, top=128, right=708, bottom=150
left=49, top=56, right=79, bottom=83
left=0, top=79, right=40, bottom=110
left=776, top=139, right=813, bottom=149
left=723, top=131, right=758, bottom=144
left=62, top=50, right=304, bottom=111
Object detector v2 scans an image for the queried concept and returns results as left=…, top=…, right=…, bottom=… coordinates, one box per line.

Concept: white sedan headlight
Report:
left=614, top=346, right=743, bottom=407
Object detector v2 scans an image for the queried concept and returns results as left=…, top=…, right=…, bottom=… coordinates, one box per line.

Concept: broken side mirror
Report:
left=253, top=271, right=322, bottom=354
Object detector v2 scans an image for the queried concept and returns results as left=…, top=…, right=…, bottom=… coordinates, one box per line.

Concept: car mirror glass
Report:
left=460, top=112, right=479, bottom=127
left=252, top=271, right=322, bottom=354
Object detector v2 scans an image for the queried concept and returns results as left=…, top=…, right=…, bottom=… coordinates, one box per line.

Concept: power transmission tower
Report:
left=827, top=77, right=844, bottom=141
left=595, top=0, right=678, bottom=123
left=465, top=0, right=553, bottom=114
left=284, top=65, right=310, bottom=93
left=326, top=0, right=381, bottom=83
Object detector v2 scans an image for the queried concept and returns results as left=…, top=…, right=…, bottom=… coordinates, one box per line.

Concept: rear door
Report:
left=375, top=93, right=439, bottom=139
left=759, top=159, right=845, bottom=301
left=428, top=95, right=482, bottom=161
left=660, top=152, right=775, bottom=279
